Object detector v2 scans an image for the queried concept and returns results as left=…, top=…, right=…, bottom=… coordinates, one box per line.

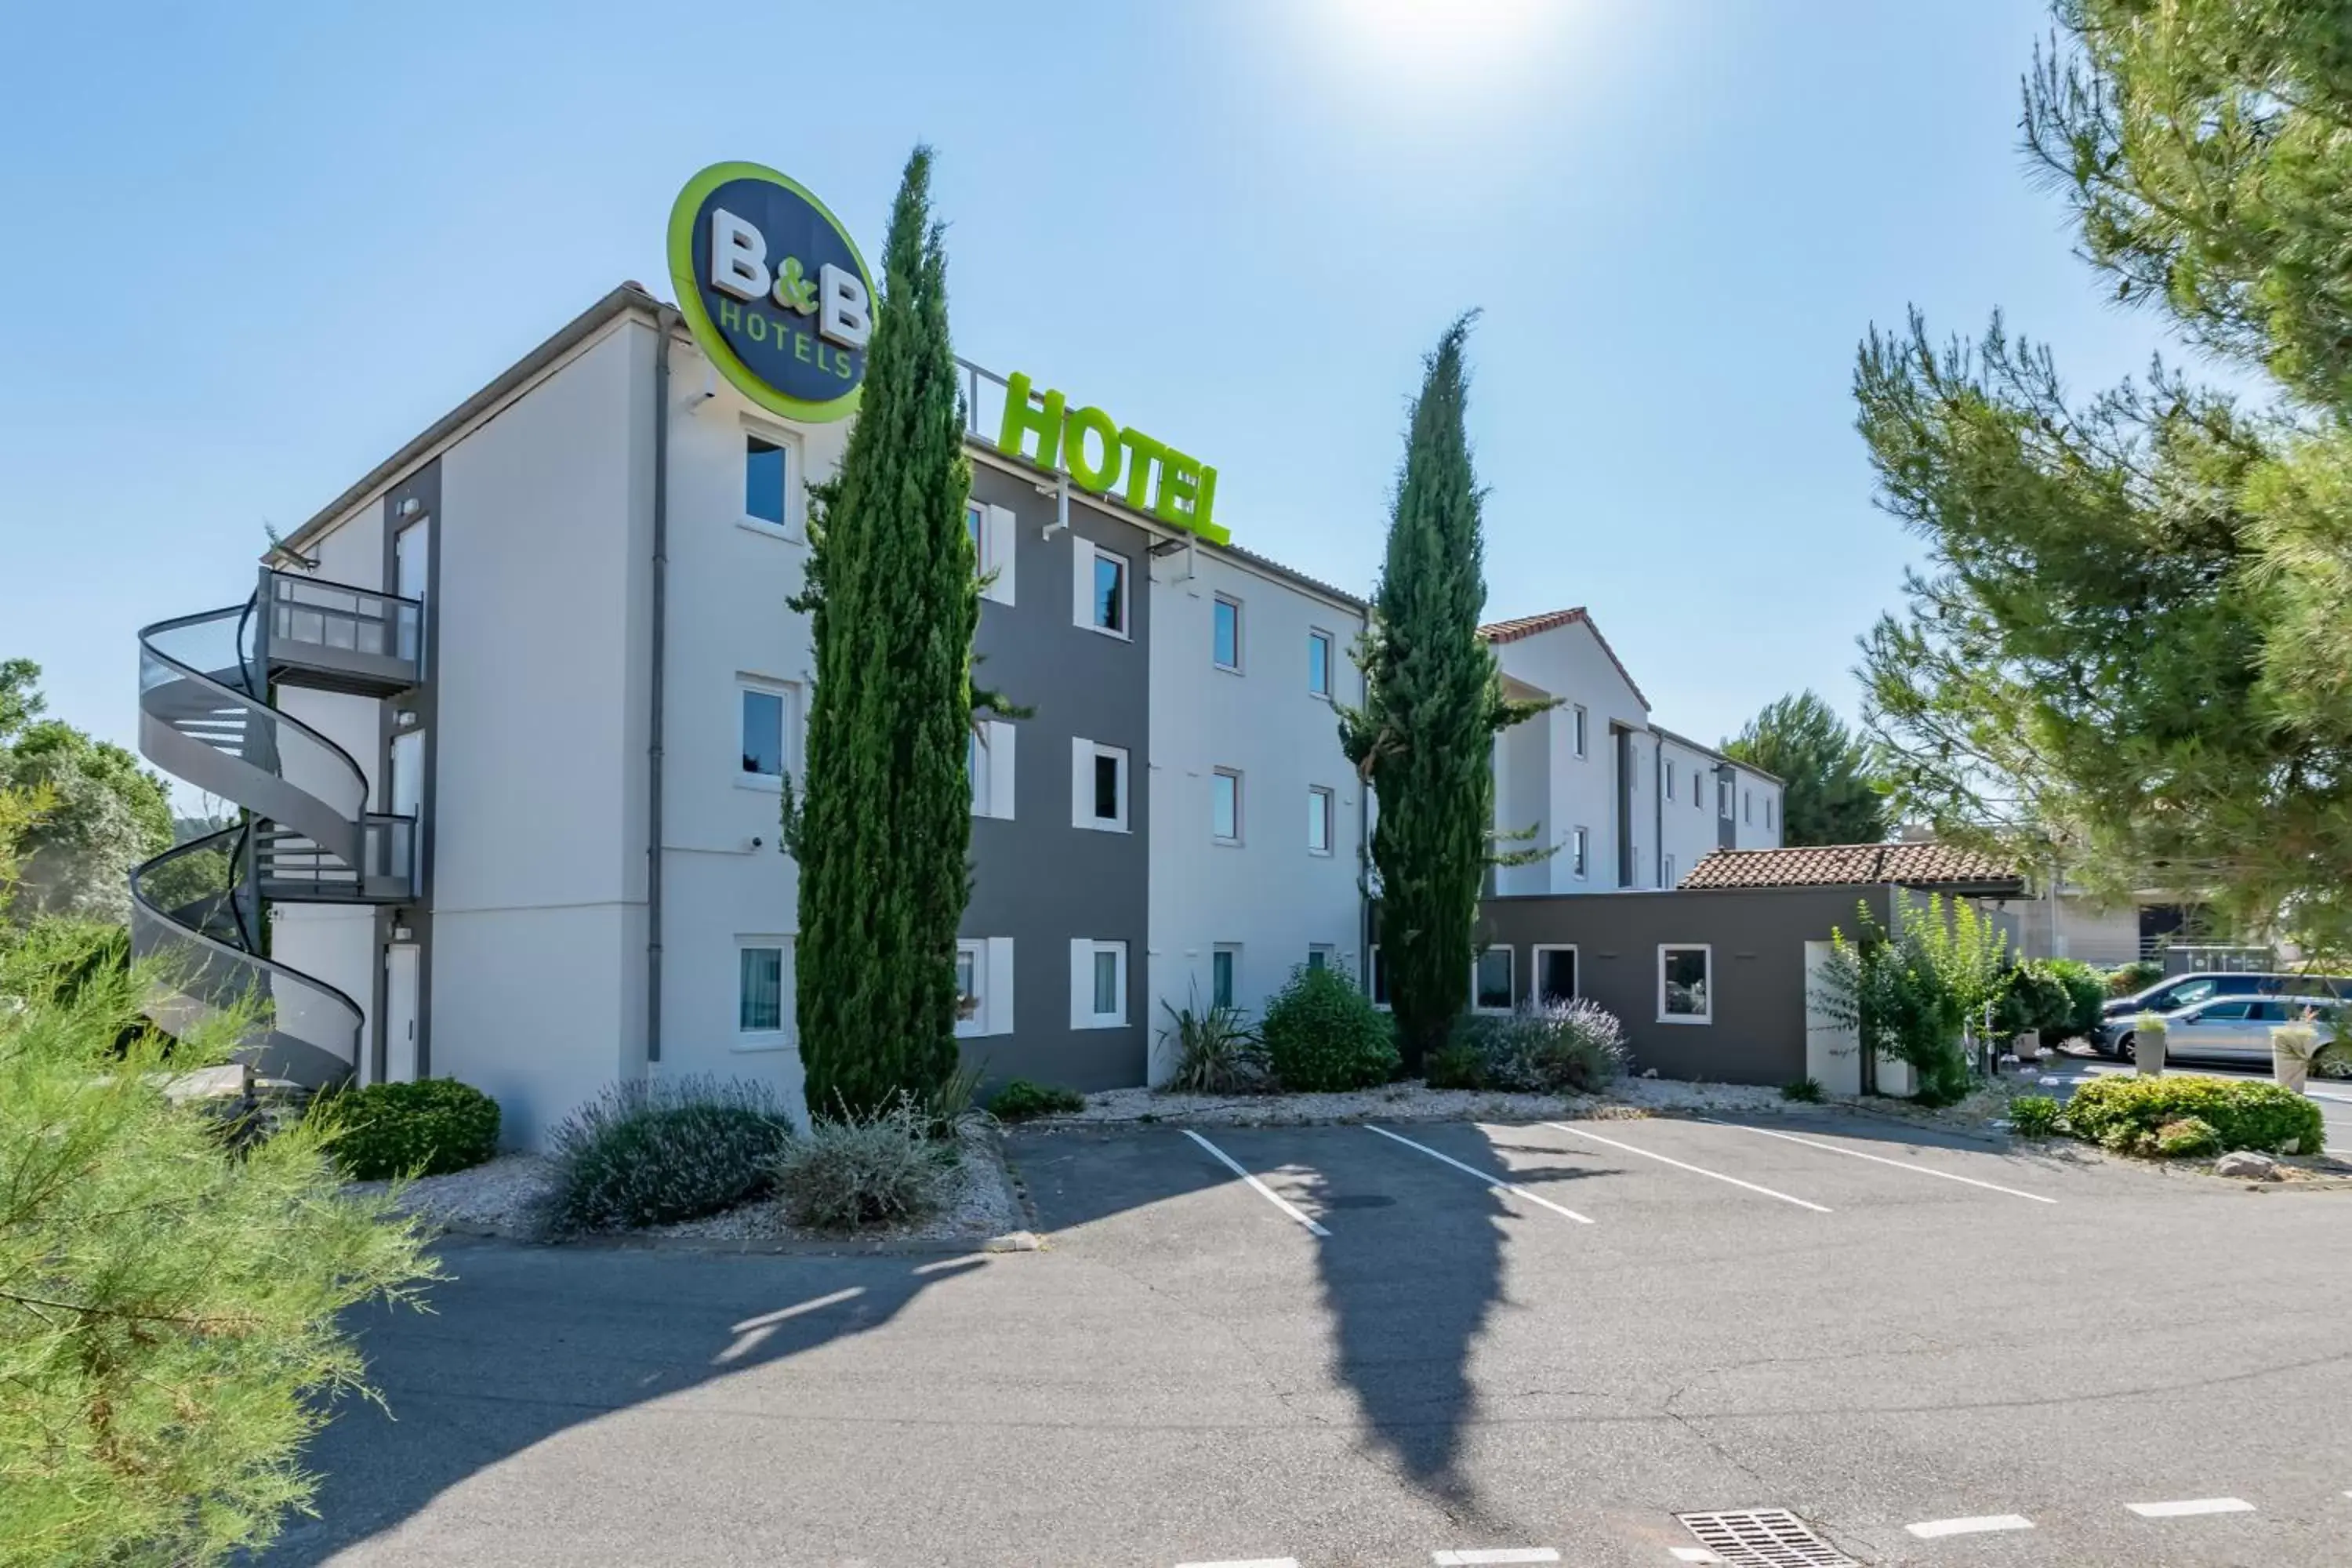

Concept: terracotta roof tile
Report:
left=1477, top=606, right=1650, bottom=710
left=1678, top=842, right=2020, bottom=891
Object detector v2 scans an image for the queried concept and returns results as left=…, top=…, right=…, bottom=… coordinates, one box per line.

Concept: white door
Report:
left=1803, top=940, right=1863, bottom=1095
left=395, top=519, right=430, bottom=601
left=384, top=944, right=420, bottom=1083
left=389, top=731, right=423, bottom=818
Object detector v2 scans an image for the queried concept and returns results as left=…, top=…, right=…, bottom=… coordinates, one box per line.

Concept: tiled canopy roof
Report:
left=1477, top=606, right=1650, bottom=710
left=1679, top=842, right=2022, bottom=892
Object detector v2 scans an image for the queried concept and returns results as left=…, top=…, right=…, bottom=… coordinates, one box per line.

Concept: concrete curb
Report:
left=429, top=1223, right=1044, bottom=1258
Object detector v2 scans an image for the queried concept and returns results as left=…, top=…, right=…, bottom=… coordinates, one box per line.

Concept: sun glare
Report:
left=1306, top=0, right=1584, bottom=100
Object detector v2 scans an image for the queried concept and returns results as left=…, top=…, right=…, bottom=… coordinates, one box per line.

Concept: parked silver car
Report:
left=2103, top=970, right=2352, bottom=1023
left=2100, top=994, right=2341, bottom=1065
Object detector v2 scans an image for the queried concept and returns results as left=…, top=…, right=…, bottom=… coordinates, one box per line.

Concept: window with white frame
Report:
left=1307, top=786, right=1334, bottom=855
left=1307, top=944, right=1336, bottom=972
left=1073, top=739, right=1129, bottom=831
left=1073, top=938, right=1127, bottom=1028
left=1695, top=776, right=1705, bottom=812
left=1533, top=944, right=1577, bottom=1004
left=1472, top=946, right=1514, bottom=1013
left=1570, top=825, right=1590, bottom=880
left=744, top=433, right=788, bottom=529
left=1744, top=789, right=1753, bottom=824
left=967, top=499, right=1016, bottom=606
left=738, top=678, right=796, bottom=786
left=1078, top=539, right=1128, bottom=636
left=1765, top=796, right=1776, bottom=832
left=1660, top=944, right=1711, bottom=1023
left=1368, top=944, right=1389, bottom=1009
left=1308, top=629, right=1333, bottom=698
left=1572, top=705, right=1588, bottom=758
left=1211, top=944, right=1239, bottom=1010
left=1719, top=777, right=1732, bottom=818
left=1212, top=768, right=1242, bottom=843
left=956, top=937, right=1014, bottom=1036
left=970, top=720, right=1016, bottom=821
left=1664, top=758, right=1676, bottom=801
left=1213, top=595, right=1241, bottom=671
left=736, top=938, right=789, bottom=1044
left=969, top=730, right=990, bottom=817
left=955, top=941, right=983, bottom=1034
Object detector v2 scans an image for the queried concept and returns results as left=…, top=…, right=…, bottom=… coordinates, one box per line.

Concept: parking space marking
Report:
left=1367, top=1125, right=1595, bottom=1224
left=1182, top=1131, right=1331, bottom=1237
left=2127, top=1497, right=2254, bottom=1518
left=1695, top=1120, right=2057, bottom=1203
left=1906, top=1514, right=2034, bottom=1538
left=1432, top=1551, right=1559, bottom=1565
left=1175, top=1559, right=1299, bottom=1567
left=1667, top=1550, right=1725, bottom=1564
left=1541, top=1122, right=1832, bottom=1212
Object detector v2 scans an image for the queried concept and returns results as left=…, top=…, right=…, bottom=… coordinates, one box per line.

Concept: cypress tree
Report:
left=1341, top=316, right=1547, bottom=1073
left=783, top=146, right=978, bottom=1117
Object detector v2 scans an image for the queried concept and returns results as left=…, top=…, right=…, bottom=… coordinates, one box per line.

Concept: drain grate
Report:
left=1675, top=1509, right=1858, bottom=1568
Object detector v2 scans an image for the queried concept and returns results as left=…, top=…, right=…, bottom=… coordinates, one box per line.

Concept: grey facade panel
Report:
left=1472, top=885, right=1899, bottom=1086
left=962, top=470, right=1152, bottom=1092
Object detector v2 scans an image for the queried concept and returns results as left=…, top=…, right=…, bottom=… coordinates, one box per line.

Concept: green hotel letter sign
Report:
left=667, top=162, right=877, bottom=422
left=996, top=372, right=1229, bottom=546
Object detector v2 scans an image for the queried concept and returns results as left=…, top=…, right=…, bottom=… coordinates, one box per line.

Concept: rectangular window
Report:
left=1744, top=789, right=1753, bottom=825
left=738, top=681, right=794, bottom=785
left=1571, top=826, right=1589, bottom=880
left=969, top=730, right=989, bottom=817
left=955, top=941, right=983, bottom=1036
left=1765, top=797, right=1775, bottom=831
left=1074, top=938, right=1127, bottom=1028
left=1213, top=596, right=1241, bottom=671
left=1073, top=739, right=1130, bottom=832
left=1307, top=944, right=1335, bottom=972
left=1573, top=705, right=1588, bottom=759
left=1664, top=758, right=1676, bottom=801
left=1307, top=786, right=1334, bottom=855
left=745, top=434, right=787, bottom=527
left=1213, top=768, right=1242, bottom=844
left=1719, top=778, right=1732, bottom=818
left=1211, top=945, right=1238, bottom=1011
left=1472, top=946, right=1514, bottom=1014
left=1661, top=944, right=1712, bottom=1023
left=1368, top=945, right=1390, bottom=1009
left=1095, top=750, right=1124, bottom=824
left=965, top=499, right=984, bottom=563
left=738, top=943, right=784, bottom=1035
left=1664, top=853, right=1677, bottom=887
left=1081, top=542, right=1128, bottom=636
left=1534, top=945, right=1577, bottom=1004
left=1308, top=630, right=1333, bottom=698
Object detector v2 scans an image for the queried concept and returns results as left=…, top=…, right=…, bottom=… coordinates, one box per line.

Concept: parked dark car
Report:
left=2100, top=971, right=2352, bottom=1029
left=2096, top=994, right=2342, bottom=1065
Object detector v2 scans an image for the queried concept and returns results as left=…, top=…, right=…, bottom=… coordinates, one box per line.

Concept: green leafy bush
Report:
left=1469, top=999, right=1629, bottom=1094
left=2007, top=1094, right=2062, bottom=1138
left=1780, top=1076, right=1824, bottom=1103
left=922, top=1058, right=989, bottom=1139
left=987, top=1079, right=1084, bottom=1121
left=2154, top=1116, right=2222, bottom=1158
left=2106, top=959, right=2164, bottom=997
left=1259, top=963, right=1397, bottom=1092
left=774, top=1097, right=953, bottom=1230
left=542, top=1076, right=793, bottom=1234
left=1995, top=962, right=2077, bottom=1040
left=328, top=1078, right=501, bottom=1180
left=2041, top=959, right=2109, bottom=1041
left=1160, top=995, right=1265, bottom=1094
left=1424, top=1037, right=1486, bottom=1091
left=2061, top=1074, right=2323, bottom=1156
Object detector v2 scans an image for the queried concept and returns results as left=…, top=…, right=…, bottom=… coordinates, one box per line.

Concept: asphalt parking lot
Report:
left=272, top=1110, right=2352, bottom=1568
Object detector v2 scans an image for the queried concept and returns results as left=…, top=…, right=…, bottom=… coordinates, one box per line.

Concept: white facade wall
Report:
left=1488, top=621, right=1647, bottom=893
left=1146, top=549, right=1365, bottom=1080
left=1730, top=766, right=1784, bottom=850
left=1654, top=735, right=1720, bottom=889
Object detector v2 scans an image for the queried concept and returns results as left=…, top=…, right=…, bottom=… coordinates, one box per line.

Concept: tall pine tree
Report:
left=1341, top=316, right=1546, bottom=1072
left=784, top=146, right=979, bottom=1117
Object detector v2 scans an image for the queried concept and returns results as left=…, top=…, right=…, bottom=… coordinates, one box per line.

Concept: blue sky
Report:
left=0, top=1, right=2207, bottom=776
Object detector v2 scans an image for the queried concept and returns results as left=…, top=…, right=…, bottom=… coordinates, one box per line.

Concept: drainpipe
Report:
left=1653, top=734, right=1664, bottom=888
left=647, top=307, right=677, bottom=1066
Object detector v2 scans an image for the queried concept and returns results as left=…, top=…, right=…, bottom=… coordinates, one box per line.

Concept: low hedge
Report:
left=2063, top=1075, right=2323, bottom=1156
left=986, top=1079, right=1084, bottom=1121
left=542, top=1076, right=793, bottom=1234
left=329, top=1078, right=501, bottom=1179
left=1260, top=963, right=1397, bottom=1091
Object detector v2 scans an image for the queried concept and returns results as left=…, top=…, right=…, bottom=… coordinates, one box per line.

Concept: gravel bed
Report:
left=347, top=1152, right=554, bottom=1232
left=1042, top=1073, right=1809, bottom=1128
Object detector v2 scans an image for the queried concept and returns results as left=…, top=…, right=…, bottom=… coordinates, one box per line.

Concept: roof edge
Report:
left=1651, top=724, right=1783, bottom=784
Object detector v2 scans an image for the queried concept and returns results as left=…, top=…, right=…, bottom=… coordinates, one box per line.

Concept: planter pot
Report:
left=2013, top=1030, right=2043, bottom=1063
left=2274, top=1047, right=2310, bottom=1095
left=2136, top=1028, right=2166, bottom=1077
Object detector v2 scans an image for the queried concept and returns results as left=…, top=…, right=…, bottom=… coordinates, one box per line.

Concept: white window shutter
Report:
left=987, top=720, right=1017, bottom=820
left=1069, top=938, right=1091, bottom=1030
left=1071, top=532, right=1091, bottom=626
left=984, top=504, right=1016, bottom=607
left=986, top=937, right=1015, bottom=1037
left=1070, top=737, right=1091, bottom=828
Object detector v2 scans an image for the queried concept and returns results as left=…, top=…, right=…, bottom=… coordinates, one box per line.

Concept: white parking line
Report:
left=1182, top=1131, right=1330, bottom=1238
left=2127, top=1497, right=2255, bottom=1518
left=1541, top=1122, right=1832, bottom=1212
left=1696, top=1120, right=2057, bottom=1203
left=1668, top=1551, right=1725, bottom=1565
left=1432, top=1551, right=1559, bottom=1565
left=1907, top=1514, right=2034, bottom=1538
left=1367, top=1126, right=1595, bottom=1224
left=1176, top=1559, right=1300, bottom=1567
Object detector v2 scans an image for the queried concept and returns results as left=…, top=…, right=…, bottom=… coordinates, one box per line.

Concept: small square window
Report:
left=1212, top=768, right=1241, bottom=844
left=1307, top=944, right=1335, bottom=972
left=1661, top=945, right=1711, bottom=1022
left=1307, top=786, right=1334, bottom=855
left=1308, top=630, right=1333, bottom=698
left=1211, top=945, right=1238, bottom=1011
left=739, top=944, right=784, bottom=1034
left=1089, top=546, right=1128, bottom=635
left=1213, top=596, right=1241, bottom=671
left=1534, top=945, right=1577, bottom=1004
left=1472, top=946, right=1513, bottom=1013
left=746, top=434, right=787, bottom=527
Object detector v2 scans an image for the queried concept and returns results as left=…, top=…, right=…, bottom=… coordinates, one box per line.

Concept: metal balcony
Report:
left=261, top=568, right=423, bottom=695
left=255, top=815, right=418, bottom=904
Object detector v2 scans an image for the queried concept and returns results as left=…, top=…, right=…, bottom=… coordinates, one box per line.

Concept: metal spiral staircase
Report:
left=131, top=569, right=423, bottom=1087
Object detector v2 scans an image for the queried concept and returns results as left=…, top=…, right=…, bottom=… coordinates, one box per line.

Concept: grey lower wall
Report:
left=963, top=461, right=1151, bottom=1092
left=1475, top=885, right=1899, bottom=1085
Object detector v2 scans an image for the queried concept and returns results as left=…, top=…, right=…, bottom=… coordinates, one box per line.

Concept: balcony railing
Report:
left=262, top=568, right=423, bottom=694
left=255, top=815, right=418, bottom=903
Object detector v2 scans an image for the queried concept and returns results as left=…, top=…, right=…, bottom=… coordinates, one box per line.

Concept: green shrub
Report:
left=1780, top=1076, right=1824, bottom=1103
left=2007, top=1094, right=2062, bottom=1138
left=1470, top=999, right=1629, bottom=1094
left=1424, top=1037, right=1486, bottom=1091
left=1260, top=963, right=1398, bottom=1092
left=774, top=1097, right=953, bottom=1230
left=1160, top=995, right=1265, bottom=1094
left=921, top=1058, right=989, bottom=1139
left=2061, top=1074, right=2323, bottom=1156
left=2041, top=959, right=2109, bottom=1041
left=987, top=1079, right=1084, bottom=1121
left=2154, top=1116, right=2222, bottom=1158
left=543, top=1076, right=793, bottom=1234
left=328, top=1078, right=501, bottom=1180
left=2106, top=959, right=2163, bottom=997
left=1995, top=962, right=2076, bottom=1040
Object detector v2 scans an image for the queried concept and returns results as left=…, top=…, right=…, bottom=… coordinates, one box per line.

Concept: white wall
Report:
left=1487, top=619, right=1647, bottom=892
left=1147, top=549, right=1365, bottom=1081
left=1654, top=736, right=1720, bottom=889
left=1731, top=766, right=1784, bottom=850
